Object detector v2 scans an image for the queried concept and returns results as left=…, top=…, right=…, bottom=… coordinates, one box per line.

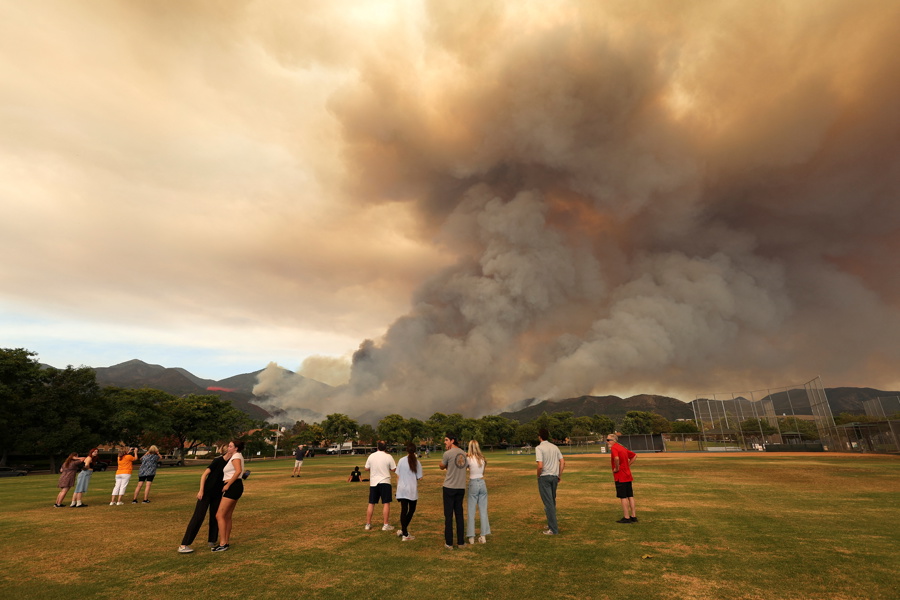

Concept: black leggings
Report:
left=399, top=499, right=417, bottom=536
left=181, top=488, right=222, bottom=546
left=442, top=487, right=465, bottom=546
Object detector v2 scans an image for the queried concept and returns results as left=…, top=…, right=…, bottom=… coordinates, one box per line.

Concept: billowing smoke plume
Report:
left=260, top=0, right=900, bottom=420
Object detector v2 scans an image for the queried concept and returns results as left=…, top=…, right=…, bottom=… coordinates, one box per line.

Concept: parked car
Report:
left=156, top=455, right=184, bottom=467
left=0, top=467, right=28, bottom=477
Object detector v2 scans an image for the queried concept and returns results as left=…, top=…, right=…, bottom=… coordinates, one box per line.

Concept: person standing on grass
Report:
left=178, top=445, right=233, bottom=553
left=466, top=439, right=491, bottom=545
left=55, top=452, right=82, bottom=507
left=536, top=428, right=565, bottom=535
left=133, top=445, right=160, bottom=504
left=395, top=442, right=424, bottom=541
left=440, top=433, right=467, bottom=549
left=110, top=447, right=138, bottom=505
left=212, top=440, right=245, bottom=552
left=364, top=440, right=397, bottom=531
left=71, top=448, right=99, bottom=507
left=292, top=444, right=305, bottom=477
left=607, top=433, right=637, bottom=523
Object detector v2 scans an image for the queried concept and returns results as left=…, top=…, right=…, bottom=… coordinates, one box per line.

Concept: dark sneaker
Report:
left=142, top=500, right=151, bottom=504
left=211, top=544, right=230, bottom=552
left=78, top=504, right=89, bottom=508
left=629, top=517, right=638, bottom=523
left=616, top=517, right=632, bottom=524
left=132, top=500, right=138, bottom=504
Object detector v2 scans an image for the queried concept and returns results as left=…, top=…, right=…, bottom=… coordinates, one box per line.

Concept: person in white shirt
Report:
left=212, top=440, right=245, bottom=552
left=535, top=428, right=565, bottom=535
left=364, top=441, right=397, bottom=531
left=466, top=439, right=490, bottom=545
left=395, top=442, right=424, bottom=541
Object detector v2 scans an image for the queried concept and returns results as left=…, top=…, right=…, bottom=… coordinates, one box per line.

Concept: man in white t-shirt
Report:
left=536, top=428, right=565, bottom=535
left=364, top=441, right=397, bottom=531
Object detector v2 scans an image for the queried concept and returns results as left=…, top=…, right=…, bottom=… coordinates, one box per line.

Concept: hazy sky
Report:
left=2, top=1, right=899, bottom=417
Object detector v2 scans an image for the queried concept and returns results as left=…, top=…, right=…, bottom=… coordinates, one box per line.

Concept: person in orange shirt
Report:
left=110, top=447, right=138, bottom=505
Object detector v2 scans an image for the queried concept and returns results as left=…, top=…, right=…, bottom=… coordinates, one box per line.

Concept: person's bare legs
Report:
left=382, top=502, right=390, bottom=526
left=216, top=498, right=237, bottom=545
left=143, top=481, right=152, bottom=501
left=132, top=481, right=143, bottom=502
left=55, top=487, right=70, bottom=505
left=366, top=502, right=375, bottom=526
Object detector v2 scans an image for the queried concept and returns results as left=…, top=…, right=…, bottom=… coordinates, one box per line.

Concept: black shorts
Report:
left=138, top=475, right=155, bottom=482
left=368, top=483, right=392, bottom=504
left=223, top=479, right=244, bottom=500
left=615, top=481, right=634, bottom=499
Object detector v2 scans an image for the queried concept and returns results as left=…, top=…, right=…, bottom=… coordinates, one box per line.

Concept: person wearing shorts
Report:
left=212, top=440, right=245, bottom=552
left=364, top=441, right=396, bottom=531
left=292, top=445, right=305, bottom=477
left=607, top=433, right=637, bottom=523
left=133, top=445, right=160, bottom=504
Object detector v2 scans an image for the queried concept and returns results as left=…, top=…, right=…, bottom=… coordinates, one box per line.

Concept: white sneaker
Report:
left=396, top=530, right=404, bottom=537
left=468, top=537, right=475, bottom=545
left=381, top=524, right=394, bottom=531
left=402, top=535, right=415, bottom=542
left=177, top=546, right=194, bottom=553
left=479, top=535, right=487, bottom=544
left=444, top=544, right=453, bottom=549
left=364, top=524, right=372, bottom=531
left=116, top=502, right=124, bottom=505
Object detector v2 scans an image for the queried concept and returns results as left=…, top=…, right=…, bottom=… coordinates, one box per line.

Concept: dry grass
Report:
left=0, top=452, right=898, bottom=600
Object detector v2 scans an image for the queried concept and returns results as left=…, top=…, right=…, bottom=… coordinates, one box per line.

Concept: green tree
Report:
left=833, top=412, right=874, bottom=425
left=377, top=413, right=410, bottom=444
left=0, top=348, right=44, bottom=465
left=621, top=411, right=654, bottom=435
left=20, top=365, right=114, bottom=472
left=104, top=387, right=174, bottom=447
left=649, top=413, right=672, bottom=434
left=778, top=416, right=820, bottom=441
left=591, top=414, right=616, bottom=436
left=357, top=423, right=376, bottom=446
left=671, top=420, right=700, bottom=434
left=478, top=415, right=517, bottom=446
left=570, top=416, right=594, bottom=438
left=322, top=413, right=359, bottom=453
left=513, top=423, right=539, bottom=446
left=739, top=418, right=777, bottom=436
left=162, top=394, right=249, bottom=457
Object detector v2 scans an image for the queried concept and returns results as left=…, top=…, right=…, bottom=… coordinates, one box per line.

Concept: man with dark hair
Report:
left=364, top=440, right=396, bottom=531
left=536, top=428, right=565, bottom=535
left=292, top=444, right=305, bottom=477
left=607, top=433, right=637, bottom=523
left=439, top=433, right=467, bottom=548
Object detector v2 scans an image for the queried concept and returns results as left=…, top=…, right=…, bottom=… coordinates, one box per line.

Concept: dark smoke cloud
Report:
left=258, top=0, right=900, bottom=420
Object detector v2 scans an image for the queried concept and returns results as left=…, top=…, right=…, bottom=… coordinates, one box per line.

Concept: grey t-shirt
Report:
left=536, top=440, right=563, bottom=477
left=441, top=446, right=467, bottom=489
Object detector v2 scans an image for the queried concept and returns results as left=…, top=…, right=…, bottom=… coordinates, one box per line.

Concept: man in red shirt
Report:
left=607, top=433, right=637, bottom=523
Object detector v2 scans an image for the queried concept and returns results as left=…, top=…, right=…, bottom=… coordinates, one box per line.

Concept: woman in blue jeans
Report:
left=466, top=440, right=490, bottom=544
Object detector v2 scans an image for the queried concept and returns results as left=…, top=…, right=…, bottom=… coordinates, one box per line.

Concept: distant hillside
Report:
left=94, top=359, right=271, bottom=420
left=498, top=388, right=895, bottom=424
left=499, top=394, right=694, bottom=422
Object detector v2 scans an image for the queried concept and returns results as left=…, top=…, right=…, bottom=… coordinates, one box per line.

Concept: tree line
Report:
left=3, top=347, right=825, bottom=470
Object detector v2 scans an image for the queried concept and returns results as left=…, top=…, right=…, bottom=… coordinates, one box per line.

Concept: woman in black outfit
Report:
left=177, top=445, right=233, bottom=553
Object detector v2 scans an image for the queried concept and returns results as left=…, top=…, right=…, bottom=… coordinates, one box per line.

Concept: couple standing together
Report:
left=363, top=434, right=490, bottom=548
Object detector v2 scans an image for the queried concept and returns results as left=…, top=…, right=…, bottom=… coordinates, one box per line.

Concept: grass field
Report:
left=0, top=452, right=897, bottom=600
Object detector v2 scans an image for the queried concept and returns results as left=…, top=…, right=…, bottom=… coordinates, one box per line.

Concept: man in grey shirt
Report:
left=536, top=428, right=565, bottom=535
left=440, top=433, right=467, bottom=548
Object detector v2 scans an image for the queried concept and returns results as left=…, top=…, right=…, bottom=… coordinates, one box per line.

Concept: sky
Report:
left=2, top=0, right=899, bottom=419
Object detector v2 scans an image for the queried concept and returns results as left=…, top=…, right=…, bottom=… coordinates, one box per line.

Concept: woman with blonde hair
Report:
left=133, top=445, right=161, bottom=504
left=466, top=439, right=491, bottom=544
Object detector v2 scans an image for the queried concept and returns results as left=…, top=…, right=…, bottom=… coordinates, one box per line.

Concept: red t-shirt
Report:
left=610, top=443, right=636, bottom=482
